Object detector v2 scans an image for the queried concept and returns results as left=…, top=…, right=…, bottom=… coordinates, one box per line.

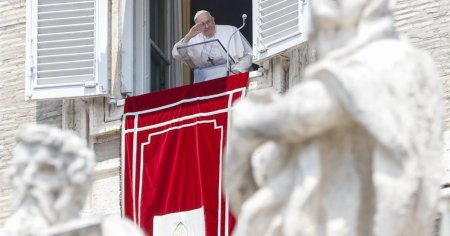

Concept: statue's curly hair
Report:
left=6, top=124, right=96, bottom=214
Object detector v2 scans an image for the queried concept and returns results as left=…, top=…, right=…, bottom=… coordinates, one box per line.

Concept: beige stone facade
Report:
left=0, top=0, right=121, bottom=225
left=0, top=0, right=449, bottom=228
left=0, top=1, right=63, bottom=222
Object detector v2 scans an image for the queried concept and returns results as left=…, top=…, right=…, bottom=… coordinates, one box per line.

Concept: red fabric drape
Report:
left=122, top=73, right=249, bottom=236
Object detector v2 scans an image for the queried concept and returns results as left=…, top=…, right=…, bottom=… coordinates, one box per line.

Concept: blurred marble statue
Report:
left=225, top=0, right=444, bottom=235
left=0, top=124, right=144, bottom=236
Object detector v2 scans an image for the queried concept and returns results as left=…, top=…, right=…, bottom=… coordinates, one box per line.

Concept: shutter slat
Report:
left=39, top=0, right=94, bottom=5
left=36, top=75, right=94, bottom=86
left=38, top=60, right=95, bottom=71
left=38, top=45, right=94, bottom=56
left=260, top=5, right=298, bottom=24
left=262, top=26, right=299, bottom=46
left=261, top=18, right=298, bottom=37
left=37, top=52, right=94, bottom=64
left=38, top=23, right=94, bottom=34
left=38, top=9, right=94, bottom=20
left=37, top=67, right=94, bottom=78
left=38, top=16, right=94, bottom=27
left=38, top=30, right=94, bottom=41
left=38, top=37, right=94, bottom=49
left=260, top=0, right=279, bottom=8
left=38, top=2, right=94, bottom=13
left=260, top=11, right=298, bottom=31
left=260, top=0, right=297, bottom=15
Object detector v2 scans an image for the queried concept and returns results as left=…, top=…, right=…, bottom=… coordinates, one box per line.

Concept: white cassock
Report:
left=172, top=25, right=252, bottom=82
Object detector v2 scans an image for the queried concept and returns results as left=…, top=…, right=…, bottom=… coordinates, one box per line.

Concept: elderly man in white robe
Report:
left=225, top=0, right=444, bottom=235
left=172, top=10, right=252, bottom=82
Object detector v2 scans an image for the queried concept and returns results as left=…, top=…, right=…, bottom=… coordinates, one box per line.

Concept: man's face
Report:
left=195, top=13, right=216, bottom=38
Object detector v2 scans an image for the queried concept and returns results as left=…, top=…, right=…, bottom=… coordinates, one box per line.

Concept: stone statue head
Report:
left=309, top=0, right=397, bottom=57
left=310, top=0, right=366, bottom=30
left=5, top=124, right=95, bottom=225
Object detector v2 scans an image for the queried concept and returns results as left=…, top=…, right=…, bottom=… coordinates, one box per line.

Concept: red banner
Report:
left=121, top=73, right=249, bottom=236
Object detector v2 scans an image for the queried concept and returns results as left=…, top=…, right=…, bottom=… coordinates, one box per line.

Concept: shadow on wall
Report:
left=36, top=101, right=63, bottom=127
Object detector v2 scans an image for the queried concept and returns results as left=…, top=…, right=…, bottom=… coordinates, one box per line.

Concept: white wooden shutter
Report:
left=25, top=0, right=108, bottom=100
left=252, top=0, right=310, bottom=63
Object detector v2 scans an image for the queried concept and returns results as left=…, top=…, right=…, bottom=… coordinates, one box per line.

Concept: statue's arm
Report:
left=232, top=79, right=349, bottom=143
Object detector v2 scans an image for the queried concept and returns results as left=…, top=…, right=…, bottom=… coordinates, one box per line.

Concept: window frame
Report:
left=129, top=0, right=183, bottom=96
left=25, top=0, right=109, bottom=100
left=252, top=0, right=310, bottom=63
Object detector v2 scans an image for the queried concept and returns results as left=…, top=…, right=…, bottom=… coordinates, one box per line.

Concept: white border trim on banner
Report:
left=121, top=87, right=246, bottom=236
left=139, top=120, right=223, bottom=234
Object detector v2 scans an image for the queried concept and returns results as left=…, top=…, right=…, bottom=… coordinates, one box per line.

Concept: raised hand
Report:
left=182, top=23, right=203, bottom=43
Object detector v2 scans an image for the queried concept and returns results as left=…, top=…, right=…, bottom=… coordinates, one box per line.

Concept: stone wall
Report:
left=394, top=0, right=450, bottom=118
left=0, top=0, right=124, bottom=226
left=0, top=0, right=449, bottom=229
left=393, top=0, right=450, bottom=186
left=0, top=1, right=63, bottom=224
left=260, top=0, right=450, bottom=187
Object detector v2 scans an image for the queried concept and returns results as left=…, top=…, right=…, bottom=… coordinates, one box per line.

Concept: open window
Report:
left=121, top=0, right=183, bottom=96
left=25, top=0, right=108, bottom=100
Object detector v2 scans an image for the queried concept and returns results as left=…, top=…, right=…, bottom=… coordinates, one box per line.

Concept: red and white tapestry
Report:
left=121, top=73, right=249, bottom=236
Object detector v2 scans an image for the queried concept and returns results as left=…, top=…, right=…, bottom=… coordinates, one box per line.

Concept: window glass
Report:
left=150, top=47, right=167, bottom=91
left=134, top=0, right=180, bottom=95
left=149, top=0, right=168, bottom=92
left=150, top=0, right=166, bottom=51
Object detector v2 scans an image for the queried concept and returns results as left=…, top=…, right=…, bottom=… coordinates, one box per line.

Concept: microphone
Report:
left=226, top=14, right=247, bottom=76
left=242, top=14, right=247, bottom=24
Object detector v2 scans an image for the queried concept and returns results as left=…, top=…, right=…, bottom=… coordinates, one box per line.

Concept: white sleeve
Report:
left=172, top=39, right=186, bottom=60
left=231, top=53, right=252, bottom=73
left=230, top=31, right=253, bottom=73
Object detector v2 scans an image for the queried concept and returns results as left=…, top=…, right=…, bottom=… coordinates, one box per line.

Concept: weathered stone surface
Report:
left=225, top=0, right=444, bottom=235
left=0, top=124, right=143, bottom=236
